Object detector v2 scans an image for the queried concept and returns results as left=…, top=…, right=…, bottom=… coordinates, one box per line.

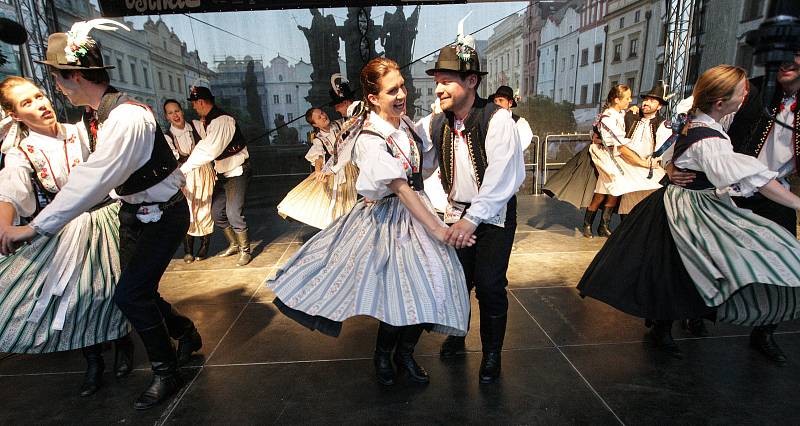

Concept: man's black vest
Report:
left=728, top=76, right=800, bottom=172
left=430, top=97, right=502, bottom=193
left=94, top=89, right=177, bottom=197
left=624, top=110, right=664, bottom=143
left=202, top=106, right=247, bottom=161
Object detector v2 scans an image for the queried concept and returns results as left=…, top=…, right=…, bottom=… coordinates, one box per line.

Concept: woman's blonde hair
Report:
left=690, top=64, right=746, bottom=115
left=0, top=76, right=35, bottom=114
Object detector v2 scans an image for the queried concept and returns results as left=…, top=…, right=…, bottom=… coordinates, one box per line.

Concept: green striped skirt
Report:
left=0, top=203, right=129, bottom=353
left=665, top=186, right=800, bottom=326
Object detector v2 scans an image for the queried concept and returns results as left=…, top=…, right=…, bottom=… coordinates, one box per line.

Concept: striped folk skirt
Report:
left=0, top=203, right=129, bottom=353
left=542, top=145, right=598, bottom=209
left=277, top=163, right=359, bottom=230
left=267, top=191, right=470, bottom=337
left=578, top=186, right=800, bottom=326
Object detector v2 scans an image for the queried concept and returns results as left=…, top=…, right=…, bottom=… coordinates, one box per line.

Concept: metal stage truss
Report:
left=662, top=0, right=696, bottom=115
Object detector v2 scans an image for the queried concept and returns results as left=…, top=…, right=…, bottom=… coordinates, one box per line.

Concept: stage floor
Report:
left=2, top=190, right=800, bottom=425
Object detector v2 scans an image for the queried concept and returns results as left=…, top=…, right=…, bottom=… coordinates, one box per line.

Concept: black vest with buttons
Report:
left=201, top=106, right=247, bottom=161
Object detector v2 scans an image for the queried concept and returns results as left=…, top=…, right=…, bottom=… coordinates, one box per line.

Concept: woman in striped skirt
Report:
left=267, top=58, right=471, bottom=386
left=577, top=65, right=800, bottom=360
left=0, top=77, right=132, bottom=395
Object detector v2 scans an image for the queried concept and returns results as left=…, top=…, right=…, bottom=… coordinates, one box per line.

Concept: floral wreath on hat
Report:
left=455, top=12, right=477, bottom=63
left=64, top=19, right=130, bottom=65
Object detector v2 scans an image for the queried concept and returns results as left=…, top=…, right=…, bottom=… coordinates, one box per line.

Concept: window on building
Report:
left=619, top=17, right=624, bottom=29
left=635, top=10, right=641, bottom=23
left=629, top=38, right=639, bottom=58
left=286, top=94, right=292, bottom=104
left=654, top=62, right=664, bottom=82
left=274, top=114, right=280, bottom=121
left=129, top=63, right=137, bottom=85
left=627, top=77, right=636, bottom=89
left=158, top=71, right=164, bottom=90
left=143, top=67, right=150, bottom=88
left=592, top=82, right=601, bottom=104
left=580, top=85, right=588, bottom=104
left=168, top=75, right=174, bottom=92
left=516, top=48, right=520, bottom=65
left=162, top=40, right=167, bottom=50
left=568, top=86, right=573, bottom=101
left=561, top=57, right=565, bottom=71
left=506, top=53, right=510, bottom=69
left=580, top=49, right=589, bottom=66
left=177, top=78, right=183, bottom=94
left=287, top=113, right=294, bottom=121
left=594, top=44, right=603, bottom=62
left=570, top=54, right=575, bottom=69
left=427, top=87, right=433, bottom=96
left=104, top=54, right=111, bottom=68
left=117, top=59, right=125, bottom=82
left=741, top=0, right=764, bottom=22
left=551, top=59, right=554, bottom=71
left=273, top=94, right=280, bottom=104
left=613, top=43, right=622, bottom=62
left=659, top=22, right=668, bottom=47
left=558, top=88, right=563, bottom=101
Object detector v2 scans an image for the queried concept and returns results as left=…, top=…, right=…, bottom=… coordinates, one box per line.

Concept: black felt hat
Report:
left=488, top=85, right=517, bottom=108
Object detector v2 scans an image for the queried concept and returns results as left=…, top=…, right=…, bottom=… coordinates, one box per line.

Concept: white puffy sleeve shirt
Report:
left=352, top=112, right=415, bottom=200
left=464, top=108, right=525, bottom=223
left=599, top=108, right=631, bottom=147
left=672, top=112, right=777, bottom=197
left=30, top=105, right=185, bottom=236
left=0, top=145, right=36, bottom=220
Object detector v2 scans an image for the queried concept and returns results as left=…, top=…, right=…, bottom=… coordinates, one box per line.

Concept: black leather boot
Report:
left=597, top=208, right=613, bottom=237
left=648, top=320, right=683, bottom=359
left=114, top=333, right=135, bottom=378
left=374, top=322, right=400, bottom=386
left=80, top=344, right=104, bottom=397
left=479, top=312, right=507, bottom=384
left=439, top=335, right=467, bottom=359
left=750, top=324, right=786, bottom=363
left=195, top=235, right=211, bottom=261
left=681, top=318, right=710, bottom=337
left=134, top=323, right=184, bottom=410
left=234, top=229, right=252, bottom=266
left=218, top=227, right=239, bottom=257
left=176, top=324, right=203, bottom=366
left=394, top=325, right=429, bottom=384
left=183, top=235, right=195, bottom=263
left=582, top=209, right=597, bottom=238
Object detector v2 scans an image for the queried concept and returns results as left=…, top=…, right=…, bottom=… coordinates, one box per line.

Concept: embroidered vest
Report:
left=93, top=89, right=178, bottom=196
left=17, top=128, right=85, bottom=217
left=315, top=120, right=344, bottom=163
left=430, top=97, right=502, bottom=193
left=168, top=121, right=202, bottom=163
left=360, top=116, right=425, bottom=193
left=728, top=76, right=800, bottom=173
left=201, top=106, right=247, bottom=161
left=624, top=110, right=664, bottom=142
left=671, top=126, right=725, bottom=190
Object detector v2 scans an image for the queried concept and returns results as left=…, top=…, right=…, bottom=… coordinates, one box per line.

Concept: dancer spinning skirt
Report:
left=269, top=109, right=470, bottom=337
left=0, top=120, right=128, bottom=354
left=542, top=143, right=597, bottom=209
left=578, top=67, right=800, bottom=339
left=277, top=108, right=358, bottom=229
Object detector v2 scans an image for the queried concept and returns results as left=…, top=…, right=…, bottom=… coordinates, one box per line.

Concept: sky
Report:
left=112, top=2, right=529, bottom=68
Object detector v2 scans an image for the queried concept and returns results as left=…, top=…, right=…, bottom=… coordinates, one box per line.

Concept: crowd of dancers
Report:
left=0, top=16, right=798, bottom=411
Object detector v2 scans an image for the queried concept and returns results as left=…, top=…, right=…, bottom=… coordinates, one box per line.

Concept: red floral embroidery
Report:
left=39, top=168, right=48, bottom=179
left=26, top=145, right=34, bottom=153
left=72, top=159, right=81, bottom=167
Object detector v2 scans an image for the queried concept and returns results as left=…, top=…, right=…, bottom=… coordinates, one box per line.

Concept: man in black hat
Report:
left=183, top=86, right=252, bottom=266
left=489, top=85, right=533, bottom=152
left=0, top=20, right=202, bottom=409
left=615, top=81, right=670, bottom=218
left=330, top=73, right=357, bottom=118
left=423, top=41, right=525, bottom=384
left=725, top=53, right=800, bottom=362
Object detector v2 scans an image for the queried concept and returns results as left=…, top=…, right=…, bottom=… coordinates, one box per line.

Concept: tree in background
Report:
left=515, top=95, right=577, bottom=138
